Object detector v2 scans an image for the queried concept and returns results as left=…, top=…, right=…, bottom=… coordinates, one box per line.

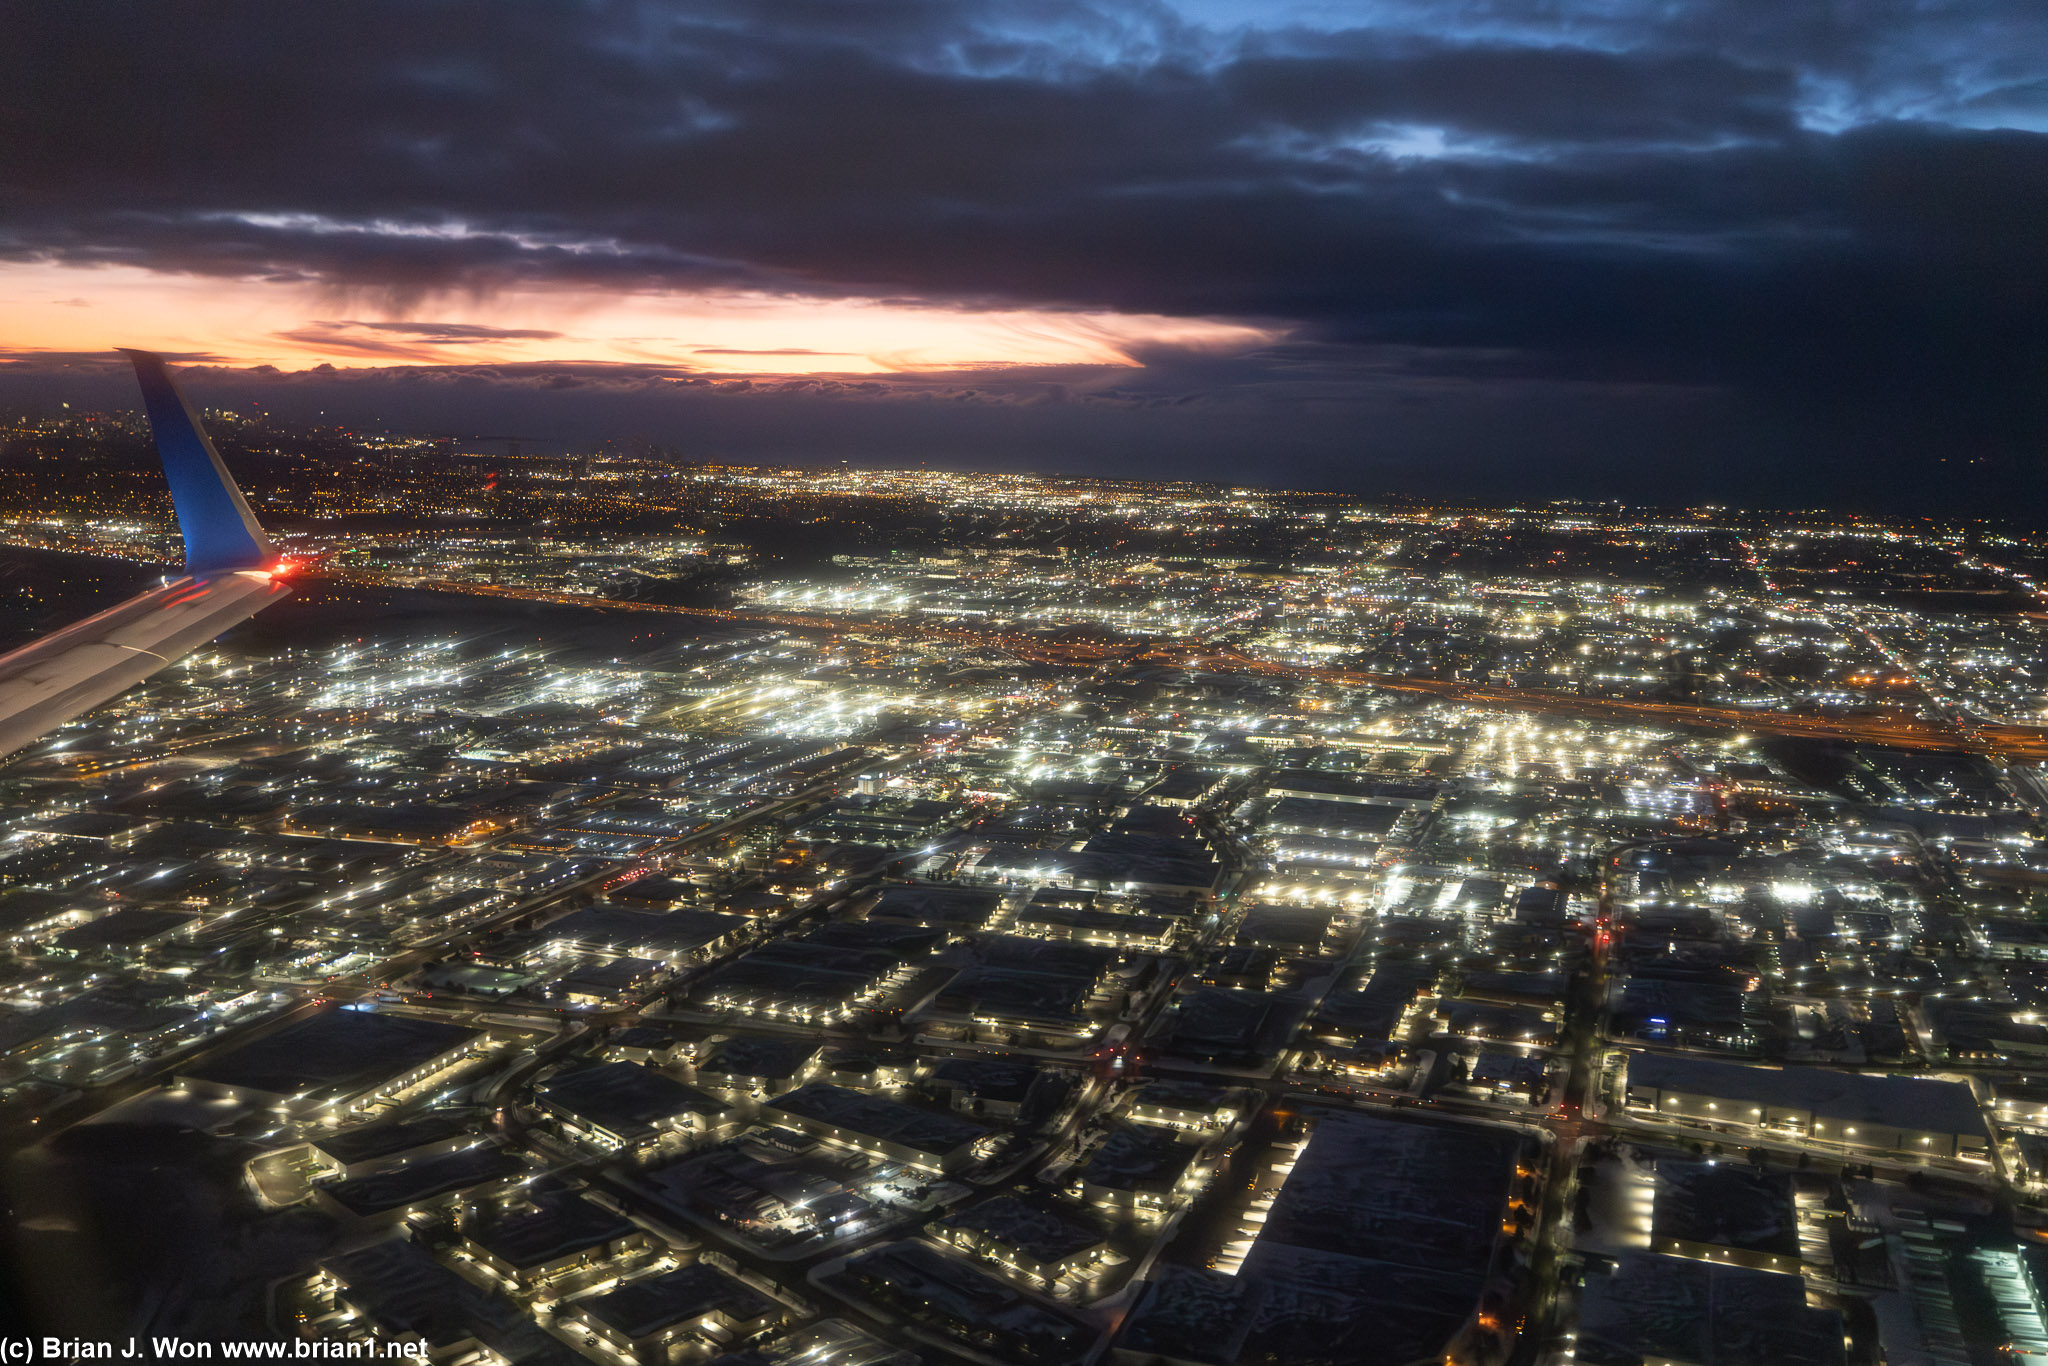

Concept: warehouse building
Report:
left=1622, top=1052, right=1991, bottom=1161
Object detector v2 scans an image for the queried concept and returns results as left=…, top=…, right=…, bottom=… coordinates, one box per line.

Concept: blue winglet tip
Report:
left=118, top=348, right=275, bottom=575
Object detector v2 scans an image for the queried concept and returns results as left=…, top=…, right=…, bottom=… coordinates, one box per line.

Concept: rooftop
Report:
left=1652, top=1159, right=1799, bottom=1257
left=1626, top=1052, right=1990, bottom=1139
left=1576, top=1252, right=1845, bottom=1366
left=1082, top=1126, right=1200, bottom=1190
left=322, top=1145, right=523, bottom=1218
left=935, top=1193, right=1110, bottom=1264
left=315, top=1109, right=475, bottom=1166
left=464, top=1191, right=640, bottom=1270
left=865, top=883, right=1001, bottom=929
left=764, top=1083, right=988, bottom=1159
left=320, top=1238, right=491, bottom=1349
left=699, top=1035, right=822, bottom=1082
left=578, top=1262, right=777, bottom=1341
left=538, top=1061, right=728, bottom=1139
left=181, top=1009, right=482, bottom=1105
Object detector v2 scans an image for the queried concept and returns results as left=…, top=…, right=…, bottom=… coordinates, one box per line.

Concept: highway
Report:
left=1155, top=646, right=2020, bottom=753
left=370, top=573, right=2048, bottom=757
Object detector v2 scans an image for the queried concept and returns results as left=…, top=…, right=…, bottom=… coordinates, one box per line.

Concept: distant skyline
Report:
left=5, top=1, right=2047, bottom=511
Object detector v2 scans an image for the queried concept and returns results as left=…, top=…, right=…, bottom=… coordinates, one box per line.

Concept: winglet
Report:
left=119, top=349, right=275, bottom=575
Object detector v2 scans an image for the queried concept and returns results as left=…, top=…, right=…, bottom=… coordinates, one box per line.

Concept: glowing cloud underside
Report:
left=0, top=262, right=1277, bottom=375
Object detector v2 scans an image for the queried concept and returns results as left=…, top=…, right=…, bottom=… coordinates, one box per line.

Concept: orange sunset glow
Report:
left=0, top=260, right=1277, bottom=376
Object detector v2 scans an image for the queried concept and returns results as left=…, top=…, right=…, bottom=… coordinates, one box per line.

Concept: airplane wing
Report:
left=0, top=351, right=293, bottom=758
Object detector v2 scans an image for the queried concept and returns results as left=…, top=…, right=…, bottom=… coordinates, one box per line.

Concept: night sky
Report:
left=4, top=1, right=2046, bottom=511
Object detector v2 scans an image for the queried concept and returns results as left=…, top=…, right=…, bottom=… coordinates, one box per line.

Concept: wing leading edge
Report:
left=0, top=350, right=293, bottom=758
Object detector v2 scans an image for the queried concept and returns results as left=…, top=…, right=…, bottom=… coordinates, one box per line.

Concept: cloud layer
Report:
left=4, top=0, right=2046, bottom=508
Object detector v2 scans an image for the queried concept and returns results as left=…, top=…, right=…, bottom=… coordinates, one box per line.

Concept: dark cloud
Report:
left=331, top=321, right=564, bottom=342
left=3, top=1, right=2046, bottom=507
left=270, top=320, right=567, bottom=361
